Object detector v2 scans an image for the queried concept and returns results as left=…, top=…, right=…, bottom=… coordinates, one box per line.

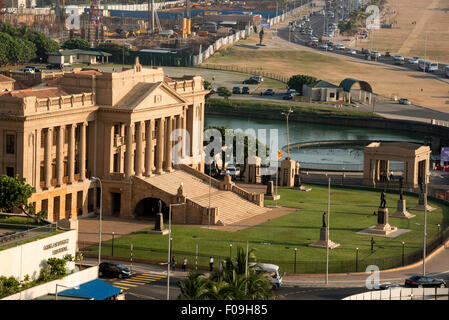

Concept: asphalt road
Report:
left=286, top=10, right=449, bottom=80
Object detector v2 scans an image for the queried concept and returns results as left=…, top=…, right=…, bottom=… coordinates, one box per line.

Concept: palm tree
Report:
left=177, top=270, right=210, bottom=300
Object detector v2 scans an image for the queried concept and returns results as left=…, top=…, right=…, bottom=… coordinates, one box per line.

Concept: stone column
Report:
left=182, top=108, right=187, bottom=159
left=125, top=123, right=135, bottom=178
left=155, top=118, right=164, bottom=174
left=145, top=119, right=154, bottom=177
left=165, top=116, right=173, bottom=172
left=68, top=124, right=76, bottom=184
left=135, top=121, right=144, bottom=177
left=79, top=122, right=87, bottom=181
left=56, top=126, right=64, bottom=186
left=44, top=128, right=53, bottom=189
left=35, top=129, right=42, bottom=191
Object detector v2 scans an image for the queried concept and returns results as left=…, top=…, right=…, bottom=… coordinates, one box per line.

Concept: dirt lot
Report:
left=204, top=25, right=449, bottom=112
left=355, top=0, right=449, bottom=63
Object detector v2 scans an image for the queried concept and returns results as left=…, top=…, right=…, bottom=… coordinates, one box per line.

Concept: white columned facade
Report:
left=44, top=127, right=53, bottom=189
left=125, top=123, right=135, bottom=178
left=145, top=119, right=154, bottom=177
left=79, top=122, right=87, bottom=181
left=56, top=125, right=64, bottom=186
left=68, top=124, right=76, bottom=184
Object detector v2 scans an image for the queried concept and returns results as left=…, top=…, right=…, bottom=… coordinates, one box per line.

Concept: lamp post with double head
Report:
left=281, top=108, right=294, bottom=158
left=167, top=196, right=186, bottom=300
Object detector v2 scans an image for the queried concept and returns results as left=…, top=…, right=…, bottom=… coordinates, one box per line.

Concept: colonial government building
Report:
left=0, top=60, right=268, bottom=226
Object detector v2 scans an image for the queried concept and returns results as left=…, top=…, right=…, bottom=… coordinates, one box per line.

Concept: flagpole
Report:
left=275, top=158, right=279, bottom=208
left=326, top=177, right=330, bottom=285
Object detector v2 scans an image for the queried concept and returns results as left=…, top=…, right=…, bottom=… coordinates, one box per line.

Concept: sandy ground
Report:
left=355, top=0, right=449, bottom=63
left=205, top=20, right=449, bottom=112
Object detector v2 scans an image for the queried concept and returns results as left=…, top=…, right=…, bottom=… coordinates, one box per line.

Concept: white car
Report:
left=335, top=44, right=345, bottom=50
left=370, top=50, right=381, bottom=58
left=16, top=67, right=35, bottom=73
left=399, top=98, right=411, bottom=105
left=393, top=55, right=405, bottom=61
left=319, top=44, right=328, bottom=50
left=408, top=56, right=419, bottom=64
left=347, top=49, right=357, bottom=54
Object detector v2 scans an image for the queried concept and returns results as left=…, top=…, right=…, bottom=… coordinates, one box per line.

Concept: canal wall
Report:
left=205, top=109, right=449, bottom=152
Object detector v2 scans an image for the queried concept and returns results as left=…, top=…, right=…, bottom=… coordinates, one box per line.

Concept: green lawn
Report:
left=82, top=185, right=448, bottom=273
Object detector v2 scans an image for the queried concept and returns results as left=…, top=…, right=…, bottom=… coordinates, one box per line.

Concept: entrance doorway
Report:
left=111, top=193, right=121, bottom=216
left=134, top=198, right=169, bottom=220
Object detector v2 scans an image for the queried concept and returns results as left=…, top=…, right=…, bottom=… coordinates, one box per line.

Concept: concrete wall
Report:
left=1, top=266, right=99, bottom=300
left=0, top=229, right=77, bottom=281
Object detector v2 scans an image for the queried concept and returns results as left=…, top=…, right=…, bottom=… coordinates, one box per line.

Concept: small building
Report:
left=47, top=49, right=112, bottom=66
left=302, top=80, right=343, bottom=102
left=0, top=74, right=15, bottom=92
left=363, top=142, right=431, bottom=190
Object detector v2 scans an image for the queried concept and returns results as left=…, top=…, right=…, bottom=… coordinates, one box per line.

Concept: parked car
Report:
left=262, top=88, right=275, bottom=95
left=361, top=48, right=370, bottom=54
left=335, top=44, right=345, bottom=50
left=398, top=98, right=411, bottom=105
left=370, top=50, right=381, bottom=59
left=393, top=55, right=405, bottom=61
left=243, top=75, right=263, bottom=84
left=286, top=88, right=297, bottom=95
left=16, top=67, right=35, bottom=73
left=347, top=49, right=357, bottom=54
left=242, top=86, right=250, bottom=94
left=232, top=86, right=241, bottom=94
left=318, top=44, right=328, bottom=50
left=408, top=56, right=419, bottom=64
left=282, top=93, right=294, bottom=100
left=99, top=262, right=132, bottom=279
left=46, top=63, right=63, bottom=70
left=25, top=66, right=42, bottom=72
left=375, top=282, right=402, bottom=290
left=226, top=164, right=240, bottom=180
left=404, top=275, right=447, bottom=288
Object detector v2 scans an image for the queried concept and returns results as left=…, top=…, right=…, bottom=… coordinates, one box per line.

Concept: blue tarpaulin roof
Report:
left=59, top=279, right=122, bottom=300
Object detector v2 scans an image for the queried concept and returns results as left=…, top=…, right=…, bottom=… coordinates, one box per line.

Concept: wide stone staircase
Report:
left=142, top=169, right=270, bottom=225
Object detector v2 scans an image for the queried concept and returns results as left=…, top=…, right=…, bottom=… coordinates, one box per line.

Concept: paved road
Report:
left=287, top=9, right=449, bottom=80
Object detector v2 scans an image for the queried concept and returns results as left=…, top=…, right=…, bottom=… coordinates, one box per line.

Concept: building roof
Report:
left=308, top=80, right=339, bottom=89
left=49, top=49, right=112, bottom=57
left=58, top=279, right=122, bottom=300
left=0, top=74, right=15, bottom=83
left=0, top=87, right=69, bottom=98
left=339, top=78, right=373, bottom=93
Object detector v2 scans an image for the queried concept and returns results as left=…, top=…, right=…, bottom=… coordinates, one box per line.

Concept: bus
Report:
left=418, top=59, right=439, bottom=72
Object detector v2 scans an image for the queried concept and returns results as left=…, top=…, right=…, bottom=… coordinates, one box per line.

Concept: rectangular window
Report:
left=6, top=167, right=14, bottom=177
left=5, top=134, right=15, bottom=154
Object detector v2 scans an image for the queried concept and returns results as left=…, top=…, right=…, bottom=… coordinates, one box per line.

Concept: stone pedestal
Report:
left=293, top=174, right=312, bottom=191
left=390, top=199, right=415, bottom=219
left=308, top=227, right=340, bottom=249
left=365, top=207, right=397, bottom=236
left=265, top=180, right=280, bottom=200
left=410, top=193, right=435, bottom=211
left=147, top=212, right=169, bottom=235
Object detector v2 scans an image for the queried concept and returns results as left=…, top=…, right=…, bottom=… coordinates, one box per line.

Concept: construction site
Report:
left=0, top=0, right=310, bottom=61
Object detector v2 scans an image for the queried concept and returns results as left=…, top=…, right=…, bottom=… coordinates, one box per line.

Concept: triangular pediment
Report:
left=115, top=81, right=187, bottom=110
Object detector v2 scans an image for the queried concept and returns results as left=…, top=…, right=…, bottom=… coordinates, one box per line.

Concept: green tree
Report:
left=25, top=31, right=60, bottom=62
left=177, top=270, right=211, bottom=300
left=96, top=42, right=130, bottom=63
left=62, top=38, right=91, bottom=50
left=287, top=74, right=318, bottom=95
left=0, top=175, right=47, bottom=223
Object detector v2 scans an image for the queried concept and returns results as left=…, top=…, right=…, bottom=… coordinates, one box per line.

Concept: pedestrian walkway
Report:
left=106, top=273, right=167, bottom=290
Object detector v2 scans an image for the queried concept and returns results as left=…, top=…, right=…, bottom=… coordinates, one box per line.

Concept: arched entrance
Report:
left=134, top=197, right=169, bottom=220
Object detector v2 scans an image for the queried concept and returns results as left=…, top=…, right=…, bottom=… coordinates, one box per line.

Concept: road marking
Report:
left=114, top=285, right=132, bottom=290
left=119, top=280, right=148, bottom=285
left=114, top=282, right=139, bottom=287
left=135, top=275, right=166, bottom=280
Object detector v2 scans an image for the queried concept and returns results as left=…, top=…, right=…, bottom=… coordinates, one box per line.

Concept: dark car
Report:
left=25, top=66, right=42, bottom=72
left=232, top=86, right=241, bottom=94
left=99, top=262, right=132, bottom=279
left=282, top=93, right=294, bottom=100
left=262, top=89, right=275, bottom=95
left=404, top=275, right=447, bottom=288
left=46, top=63, right=63, bottom=70
left=375, top=282, right=402, bottom=290
left=242, top=86, right=250, bottom=94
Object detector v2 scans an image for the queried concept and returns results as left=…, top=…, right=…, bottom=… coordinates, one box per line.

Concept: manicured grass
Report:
left=206, top=98, right=381, bottom=119
left=0, top=215, right=47, bottom=226
left=83, top=185, right=448, bottom=273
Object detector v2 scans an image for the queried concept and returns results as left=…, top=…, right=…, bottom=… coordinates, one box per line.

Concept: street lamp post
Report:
left=111, top=232, right=115, bottom=257
left=91, top=177, right=102, bottom=265
left=402, top=242, right=405, bottom=266
left=294, top=248, right=297, bottom=273
left=355, top=247, right=359, bottom=272
left=281, top=108, right=293, bottom=158
left=437, top=224, right=441, bottom=243
left=229, top=244, right=232, bottom=260
left=423, top=176, right=428, bottom=276
left=167, top=199, right=186, bottom=301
